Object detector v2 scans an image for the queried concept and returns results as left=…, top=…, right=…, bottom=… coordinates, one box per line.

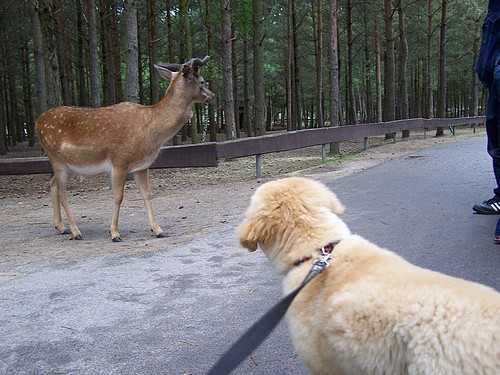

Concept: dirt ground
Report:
left=0, top=127, right=485, bottom=269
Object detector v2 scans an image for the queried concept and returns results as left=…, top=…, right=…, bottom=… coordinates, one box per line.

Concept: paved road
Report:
left=1, top=136, right=498, bottom=375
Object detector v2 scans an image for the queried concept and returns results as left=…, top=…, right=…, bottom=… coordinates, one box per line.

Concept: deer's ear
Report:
left=182, top=64, right=193, bottom=78
left=154, top=64, right=174, bottom=81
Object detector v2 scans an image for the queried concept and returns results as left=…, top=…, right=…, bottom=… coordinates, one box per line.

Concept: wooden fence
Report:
left=0, top=116, right=485, bottom=178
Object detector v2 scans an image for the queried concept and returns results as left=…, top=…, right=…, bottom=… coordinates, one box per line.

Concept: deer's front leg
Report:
left=51, top=170, right=82, bottom=240
left=50, top=174, right=68, bottom=235
left=134, top=169, right=167, bottom=238
left=110, top=168, right=128, bottom=242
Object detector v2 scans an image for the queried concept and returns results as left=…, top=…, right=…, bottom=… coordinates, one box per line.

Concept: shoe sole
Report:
left=473, top=206, right=500, bottom=214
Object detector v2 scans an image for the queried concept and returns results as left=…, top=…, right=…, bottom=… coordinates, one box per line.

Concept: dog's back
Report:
left=286, top=235, right=500, bottom=375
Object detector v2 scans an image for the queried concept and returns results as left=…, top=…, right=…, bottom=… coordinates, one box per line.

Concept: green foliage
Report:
left=0, top=0, right=489, bottom=149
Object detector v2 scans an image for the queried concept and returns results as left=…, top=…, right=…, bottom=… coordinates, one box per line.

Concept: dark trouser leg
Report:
left=487, top=65, right=500, bottom=199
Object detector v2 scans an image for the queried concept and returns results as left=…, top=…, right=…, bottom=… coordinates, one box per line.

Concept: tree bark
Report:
left=292, top=0, right=302, bottom=130
left=179, top=0, right=197, bottom=143
left=314, top=0, right=324, bottom=128
left=397, top=0, right=409, bottom=137
left=383, top=0, right=396, bottom=139
left=205, top=0, right=217, bottom=142
left=87, top=0, right=100, bottom=107
left=99, top=0, right=115, bottom=105
left=426, top=0, right=434, bottom=118
left=253, top=0, right=266, bottom=135
left=166, top=0, right=174, bottom=62
left=54, top=0, right=71, bottom=105
left=436, top=0, right=447, bottom=136
left=111, top=1, right=123, bottom=103
left=221, top=0, right=236, bottom=140
left=148, top=0, right=159, bottom=104
left=124, top=0, right=139, bottom=103
left=39, top=0, right=62, bottom=108
left=27, top=0, right=47, bottom=115
left=243, top=37, right=252, bottom=136
left=346, top=0, right=357, bottom=125
left=328, top=0, right=340, bottom=154
left=375, top=17, right=383, bottom=123
left=286, top=0, right=294, bottom=131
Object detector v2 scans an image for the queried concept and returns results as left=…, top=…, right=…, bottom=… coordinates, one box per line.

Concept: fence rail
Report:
left=0, top=116, right=485, bottom=177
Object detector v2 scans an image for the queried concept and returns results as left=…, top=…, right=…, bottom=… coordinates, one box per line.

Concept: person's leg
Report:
left=473, top=66, right=500, bottom=214
left=495, top=218, right=500, bottom=244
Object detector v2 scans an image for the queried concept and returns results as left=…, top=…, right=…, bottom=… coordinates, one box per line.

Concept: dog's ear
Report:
left=323, top=188, right=345, bottom=216
left=238, top=219, right=259, bottom=252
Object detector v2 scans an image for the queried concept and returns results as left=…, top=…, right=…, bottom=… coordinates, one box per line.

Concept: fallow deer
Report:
left=36, top=56, right=214, bottom=242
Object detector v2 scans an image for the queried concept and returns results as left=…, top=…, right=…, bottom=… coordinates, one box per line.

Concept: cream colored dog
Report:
left=238, top=177, right=500, bottom=375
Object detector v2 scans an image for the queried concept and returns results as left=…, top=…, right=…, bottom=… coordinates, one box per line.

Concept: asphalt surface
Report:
left=1, top=136, right=499, bottom=375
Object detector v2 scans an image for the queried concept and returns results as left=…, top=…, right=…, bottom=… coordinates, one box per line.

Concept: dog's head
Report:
left=238, top=177, right=348, bottom=272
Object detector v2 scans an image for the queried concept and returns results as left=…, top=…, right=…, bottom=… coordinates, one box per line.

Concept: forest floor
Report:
left=0, top=126, right=485, bottom=264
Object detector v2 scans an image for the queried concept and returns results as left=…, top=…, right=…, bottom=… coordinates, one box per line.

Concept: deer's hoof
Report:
left=157, top=232, right=169, bottom=239
left=60, top=229, right=72, bottom=235
left=71, top=234, right=83, bottom=240
left=112, top=236, right=123, bottom=243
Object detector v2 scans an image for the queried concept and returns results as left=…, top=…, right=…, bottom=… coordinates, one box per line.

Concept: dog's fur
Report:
left=238, top=177, right=500, bottom=375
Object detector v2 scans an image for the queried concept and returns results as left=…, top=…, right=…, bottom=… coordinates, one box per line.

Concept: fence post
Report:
left=364, top=137, right=368, bottom=151
left=256, top=154, right=262, bottom=178
left=321, top=144, right=327, bottom=163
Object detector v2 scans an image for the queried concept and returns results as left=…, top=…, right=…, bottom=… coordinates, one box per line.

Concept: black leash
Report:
left=207, top=243, right=337, bottom=375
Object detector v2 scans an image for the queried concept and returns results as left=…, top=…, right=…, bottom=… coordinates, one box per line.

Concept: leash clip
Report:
left=312, top=253, right=332, bottom=271
left=311, top=243, right=336, bottom=270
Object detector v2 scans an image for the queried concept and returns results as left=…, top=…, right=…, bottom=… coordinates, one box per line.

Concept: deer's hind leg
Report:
left=50, top=166, right=82, bottom=240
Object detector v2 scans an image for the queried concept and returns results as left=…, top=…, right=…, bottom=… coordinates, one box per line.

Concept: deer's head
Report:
left=154, top=56, right=214, bottom=104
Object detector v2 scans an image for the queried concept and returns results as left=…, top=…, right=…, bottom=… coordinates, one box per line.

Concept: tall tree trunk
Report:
left=397, top=0, right=409, bottom=137
left=54, top=0, right=71, bottom=105
left=329, top=0, right=340, bottom=127
left=253, top=0, right=266, bottom=135
left=221, top=0, right=236, bottom=140
left=231, top=23, right=240, bottom=138
left=346, top=0, right=357, bottom=125
left=436, top=0, right=447, bottom=136
left=313, top=0, right=324, bottom=128
left=124, top=0, right=139, bottom=103
left=426, top=0, right=434, bottom=118
left=471, top=22, right=480, bottom=117
left=21, top=43, right=35, bottom=147
left=205, top=0, right=217, bottom=142
left=100, top=0, right=115, bottom=105
left=292, top=0, right=302, bottom=130
left=243, top=37, right=252, bottom=136
left=328, top=0, right=340, bottom=154
left=363, top=7, right=372, bottom=123
left=179, top=0, right=197, bottom=143
left=375, top=17, right=383, bottom=123
left=0, top=67, right=6, bottom=154
left=111, top=1, right=123, bottom=103
left=166, top=0, right=174, bottom=62
left=383, top=0, right=396, bottom=139
left=76, top=7, right=89, bottom=106
left=39, top=0, right=62, bottom=108
left=27, top=0, right=47, bottom=115
left=286, top=0, right=294, bottom=131
left=148, top=0, right=159, bottom=104
left=87, top=0, right=100, bottom=107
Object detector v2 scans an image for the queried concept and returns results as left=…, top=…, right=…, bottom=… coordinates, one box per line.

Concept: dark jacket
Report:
left=477, top=0, right=500, bottom=126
